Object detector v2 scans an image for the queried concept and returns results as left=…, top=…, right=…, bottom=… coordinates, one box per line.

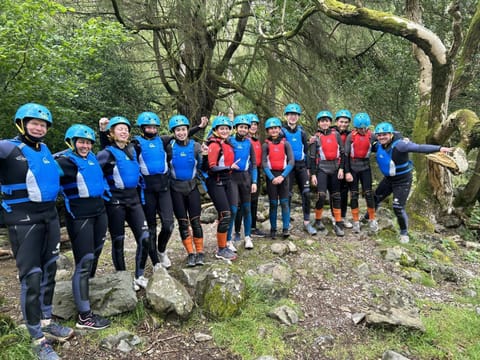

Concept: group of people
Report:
left=0, top=102, right=452, bottom=360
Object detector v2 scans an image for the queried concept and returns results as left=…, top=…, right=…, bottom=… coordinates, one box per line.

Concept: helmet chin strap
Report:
left=18, top=120, right=44, bottom=144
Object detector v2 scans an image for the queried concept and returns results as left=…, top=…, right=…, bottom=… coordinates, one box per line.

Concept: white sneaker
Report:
left=244, top=236, right=253, bottom=249
left=153, top=263, right=163, bottom=272
left=399, top=234, right=410, bottom=244
left=227, top=241, right=237, bottom=252
left=134, top=275, right=149, bottom=289
left=158, top=252, right=171, bottom=268
left=369, top=219, right=379, bottom=232
left=343, top=219, right=353, bottom=229
left=133, top=281, right=140, bottom=291
left=352, top=221, right=360, bottom=233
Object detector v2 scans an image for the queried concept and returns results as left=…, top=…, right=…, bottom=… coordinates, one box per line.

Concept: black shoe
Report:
left=282, top=228, right=290, bottom=238
left=187, top=253, right=196, bottom=267
left=76, top=312, right=110, bottom=330
left=270, top=229, right=277, bottom=239
left=334, top=222, right=344, bottom=237
left=195, top=253, right=205, bottom=266
left=251, top=228, right=266, bottom=238
left=314, top=219, right=325, bottom=231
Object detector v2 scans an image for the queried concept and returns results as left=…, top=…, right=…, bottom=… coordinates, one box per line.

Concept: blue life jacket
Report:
left=135, top=136, right=168, bottom=175
left=106, top=145, right=140, bottom=189
left=61, top=150, right=106, bottom=198
left=282, top=126, right=305, bottom=161
left=229, top=136, right=251, bottom=171
left=376, top=140, right=412, bottom=177
left=170, top=139, right=197, bottom=181
left=1, top=140, right=59, bottom=211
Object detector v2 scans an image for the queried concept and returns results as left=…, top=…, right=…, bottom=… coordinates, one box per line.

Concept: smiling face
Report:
left=173, top=125, right=188, bottom=141
left=285, top=112, right=299, bottom=127
left=376, top=132, right=393, bottom=145
left=111, top=124, right=130, bottom=145
left=75, top=138, right=93, bottom=157
left=317, top=117, right=331, bottom=131
left=336, top=117, right=350, bottom=132
left=235, top=124, right=249, bottom=137
left=249, top=122, right=258, bottom=136
left=25, top=118, right=48, bottom=138
left=142, top=125, right=158, bottom=136
left=215, top=125, right=231, bottom=139
left=267, top=126, right=281, bottom=138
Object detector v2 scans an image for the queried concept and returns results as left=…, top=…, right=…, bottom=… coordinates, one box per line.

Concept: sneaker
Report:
left=314, top=219, right=325, bottom=231
left=233, top=232, right=241, bottom=242
left=282, top=228, right=290, bottom=238
left=215, top=247, right=237, bottom=261
left=153, top=263, right=163, bottom=272
left=369, top=219, right=379, bottom=232
left=195, top=253, right=205, bottom=266
left=343, top=219, right=353, bottom=229
left=187, top=253, right=196, bottom=267
left=76, top=312, right=110, bottom=330
left=333, top=223, right=344, bottom=237
left=251, top=228, right=266, bottom=238
left=158, top=252, right=171, bottom=269
left=400, top=234, right=410, bottom=244
left=352, top=221, right=360, bottom=234
left=304, top=223, right=317, bottom=235
left=134, top=275, right=149, bottom=289
left=34, top=339, right=60, bottom=360
left=133, top=281, right=140, bottom=291
left=227, top=241, right=237, bottom=252
left=270, top=229, right=277, bottom=239
left=244, top=236, right=253, bottom=249
left=42, top=321, right=74, bottom=342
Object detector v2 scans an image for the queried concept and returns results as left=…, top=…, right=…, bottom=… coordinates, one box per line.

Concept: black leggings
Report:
left=206, top=177, right=234, bottom=233
left=171, top=187, right=203, bottom=240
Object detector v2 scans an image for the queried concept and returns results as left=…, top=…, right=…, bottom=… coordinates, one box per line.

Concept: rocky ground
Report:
left=0, top=202, right=477, bottom=360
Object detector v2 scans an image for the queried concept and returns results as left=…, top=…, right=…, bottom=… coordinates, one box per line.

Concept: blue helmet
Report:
left=316, top=110, right=333, bottom=121
left=65, top=124, right=96, bottom=148
left=106, top=116, right=131, bottom=131
left=284, top=103, right=302, bottom=115
left=265, top=117, right=282, bottom=129
left=335, top=109, right=352, bottom=121
left=169, top=115, right=190, bottom=131
left=212, top=116, right=232, bottom=129
left=246, top=113, right=259, bottom=124
left=353, top=113, right=371, bottom=129
left=136, top=112, right=160, bottom=127
left=15, top=103, right=52, bottom=126
left=374, top=122, right=395, bottom=134
left=233, top=114, right=251, bottom=128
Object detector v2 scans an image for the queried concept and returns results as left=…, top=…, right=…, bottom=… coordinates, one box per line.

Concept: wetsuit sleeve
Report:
left=262, top=143, right=274, bottom=180
left=249, top=142, right=258, bottom=184
left=188, top=125, right=204, bottom=139
left=160, top=135, right=174, bottom=147
left=395, top=140, right=442, bottom=154
left=99, top=131, right=109, bottom=150
left=301, top=129, right=310, bottom=168
left=336, top=132, right=345, bottom=170
left=0, top=140, right=15, bottom=159
left=307, top=138, right=317, bottom=172
left=282, top=142, right=295, bottom=178
left=344, top=133, right=352, bottom=173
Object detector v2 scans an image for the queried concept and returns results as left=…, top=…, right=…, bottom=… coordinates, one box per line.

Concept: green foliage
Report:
left=0, top=314, right=35, bottom=360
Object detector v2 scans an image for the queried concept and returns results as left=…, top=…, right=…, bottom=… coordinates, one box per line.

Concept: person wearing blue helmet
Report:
left=167, top=115, right=207, bottom=267
left=203, top=115, right=239, bottom=261
left=55, top=124, right=110, bottom=330
left=371, top=121, right=453, bottom=243
left=96, top=116, right=151, bottom=290
left=343, top=113, right=378, bottom=233
left=263, top=117, right=295, bottom=239
left=226, top=114, right=257, bottom=250
left=309, top=110, right=346, bottom=237
left=281, top=103, right=317, bottom=236
left=0, top=103, right=73, bottom=359
left=332, top=109, right=353, bottom=228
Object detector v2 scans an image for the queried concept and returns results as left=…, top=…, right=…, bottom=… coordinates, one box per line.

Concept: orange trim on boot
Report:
left=193, top=237, right=204, bottom=253
left=315, top=209, right=323, bottom=221
left=332, top=208, right=342, bottom=223
left=351, top=208, right=360, bottom=222
left=182, top=237, right=194, bottom=254
left=217, top=232, right=227, bottom=249
left=367, top=207, right=376, bottom=220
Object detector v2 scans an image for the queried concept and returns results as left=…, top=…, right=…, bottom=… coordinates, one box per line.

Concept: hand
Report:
left=251, top=183, right=257, bottom=194
left=308, top=135, right=317, bottom=144
left=311, top=174, right=317, bottom=186
left=440, top=146, right=454, bottom=154
left=99, top=117, right=109, bottom=131
left=201, top=143, right=209, bottom=155
left=230, top=159, right=241, bottom=170
left=199, top=116, right=209, bottom=129
left=272, top=175, right=284, bottom=185
left=337, top=168, right=344, bottom=180
left=345, top=172, right=353, bottom=182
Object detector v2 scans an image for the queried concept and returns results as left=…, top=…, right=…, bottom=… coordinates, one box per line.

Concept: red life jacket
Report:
left=316, top=130, right=340, bottom=161
left=265, top=138, right=287, bottom=171
left=350, top=129, right=372, bottom=159
left=250, top=137, right=262, bottom=166
left=207, top=137, right=235, bottom=167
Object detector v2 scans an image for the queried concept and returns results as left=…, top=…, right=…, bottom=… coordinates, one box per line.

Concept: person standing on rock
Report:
left=371, top=121, right=453, bottom=244
left=167, top=115, right=206, bottom=267
left=97, top=116, right=150, bottom=291
left=203, top=115, right=239, bottom=261
left=55, top=124, right=111, bottom=330
left=0, top=103, right=73, bottom=360
left=262, top=117, right=295, bottom=239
